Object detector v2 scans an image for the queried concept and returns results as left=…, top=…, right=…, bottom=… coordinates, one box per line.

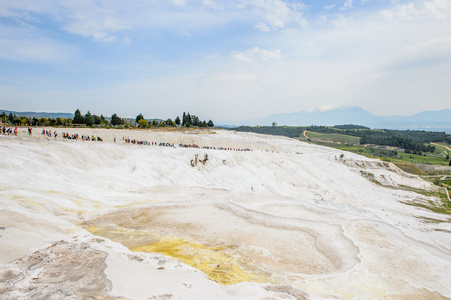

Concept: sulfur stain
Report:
left=130, top=236, right=266, bottom=286
left=85, top=225, right=267, bottom=285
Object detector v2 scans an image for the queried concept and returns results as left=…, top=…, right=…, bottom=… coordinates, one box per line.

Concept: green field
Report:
left=303, top=131, right=361, bottom=144
left=301, top=131, right=450, bottom=167
left=432, top=143, right=451, bottom=156
left=309, top=140, right=450, bottom=169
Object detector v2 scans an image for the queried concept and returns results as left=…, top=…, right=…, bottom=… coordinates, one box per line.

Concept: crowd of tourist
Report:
left=2, top=127, right=302, bottom=155
left=42, top=129, right=57, bottom=138
left=1, top=126, right=18, bottom=135
left=122, top=137, right=253, bottom=152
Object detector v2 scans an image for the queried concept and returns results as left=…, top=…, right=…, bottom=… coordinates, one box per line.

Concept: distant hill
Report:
left=225, top=106, right=451, bottom=133
left=0, top=109, right=73, bottom=119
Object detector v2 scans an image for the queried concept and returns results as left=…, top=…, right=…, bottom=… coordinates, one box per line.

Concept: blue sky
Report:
left=0, top=0, right=450, bottom=122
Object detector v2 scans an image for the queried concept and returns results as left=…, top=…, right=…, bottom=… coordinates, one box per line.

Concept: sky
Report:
left=0, top=0, right=450, bottom=122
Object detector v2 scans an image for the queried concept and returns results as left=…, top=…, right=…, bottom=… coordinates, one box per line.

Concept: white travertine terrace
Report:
left=0, top=127, right=450, bottom=299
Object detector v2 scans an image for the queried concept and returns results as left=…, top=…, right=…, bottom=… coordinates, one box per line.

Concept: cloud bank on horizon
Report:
left=0, top=0, right=450, bottom=121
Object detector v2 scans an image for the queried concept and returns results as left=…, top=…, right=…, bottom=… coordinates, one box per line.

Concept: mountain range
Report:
left=223, top=106, right=451, bottom=133
left=0, top=110, right=73, bottom=119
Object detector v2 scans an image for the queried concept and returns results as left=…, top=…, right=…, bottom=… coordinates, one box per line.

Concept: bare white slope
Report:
left=0, top=128, right=450, bottom=299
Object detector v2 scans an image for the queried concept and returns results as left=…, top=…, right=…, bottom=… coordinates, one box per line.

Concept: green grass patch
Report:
left=307, top=139, right=451, bottom=167
left=304, top=131, right=361, bottom=144
left=394, top=163, right=428, bottom=176
left=398, top=185, right=451, bottom=215
left=431, top=143, right=451, bottom=156
left=418, top=216, right=451, bottom=224
left=395, top=151, right=450, bottom=165
left=402, top=199, right=451, bottom=215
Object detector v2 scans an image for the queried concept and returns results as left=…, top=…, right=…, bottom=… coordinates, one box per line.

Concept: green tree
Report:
left=192, top=116, right=200, bottom=127
left=111, top=113, right=121, bottom=126
left=8, top=112, right=14, bottom=123
left=166, top=118, right=174, bottom=126
left=73, top=109, right=84, bottom=124
left=56, top=118, right=63, bottom=126
left=84, top=111, right=94, bottom=126
left=136, top=113, right=144, bottom=123
left=182, top=112, right=187, bottom=126
left=207, top=120, right=214, bottom=127
left=93, top=114, right=101, bottom=125
left=201, top=120, right=207, bottom=127
left=175, top=116, right=181, bottom=126
left=138, top=119, right=148, bottom=128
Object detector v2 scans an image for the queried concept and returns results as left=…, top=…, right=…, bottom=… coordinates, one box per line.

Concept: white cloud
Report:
left=0, top=38, right=74, bottom=62
left=331, top=15, right=353, bottom=27
left=253, top=0, right=307, bottom=31
left=202, top=0, right=223, bottom=10
left=342, top=0, right=353, bottom=10
left=381, top=35, right=451, bottom=71
left=0, top=0, right=309, bottom=43
left=323, top=5, right=336, bottom=10
left=0, top=25, right=76, bottom=62
left=231, top=47, right=282, bottom=62
left=180, top=29, right=192, bottom=37
left=381, top=3, right=419, bottom=21
left=424, top=0, right=451, bottom=19
left=59, top=2, right=130, bottom=43
left=381, top=0, right=451, bottom=21
left=0, top=0, right=131, bottom=43
left=318, top=105, right=340, bottom=111
left=172, top=0, right=186, bottom=6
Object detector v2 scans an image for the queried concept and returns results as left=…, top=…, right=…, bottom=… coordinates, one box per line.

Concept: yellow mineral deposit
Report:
left=85, top=225, right=268, bottom=285
left=131, top=236, right=267, bottom=285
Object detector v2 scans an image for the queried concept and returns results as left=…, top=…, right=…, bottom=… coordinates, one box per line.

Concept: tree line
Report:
left=1, top=112, right=70, bottom=127
left=234, top=126, right=305, bottom=138
left=1, top=110, right=214, bottom=129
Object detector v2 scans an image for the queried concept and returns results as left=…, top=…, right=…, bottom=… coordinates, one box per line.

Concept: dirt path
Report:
left=431, top=142, right=451, bottom=152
